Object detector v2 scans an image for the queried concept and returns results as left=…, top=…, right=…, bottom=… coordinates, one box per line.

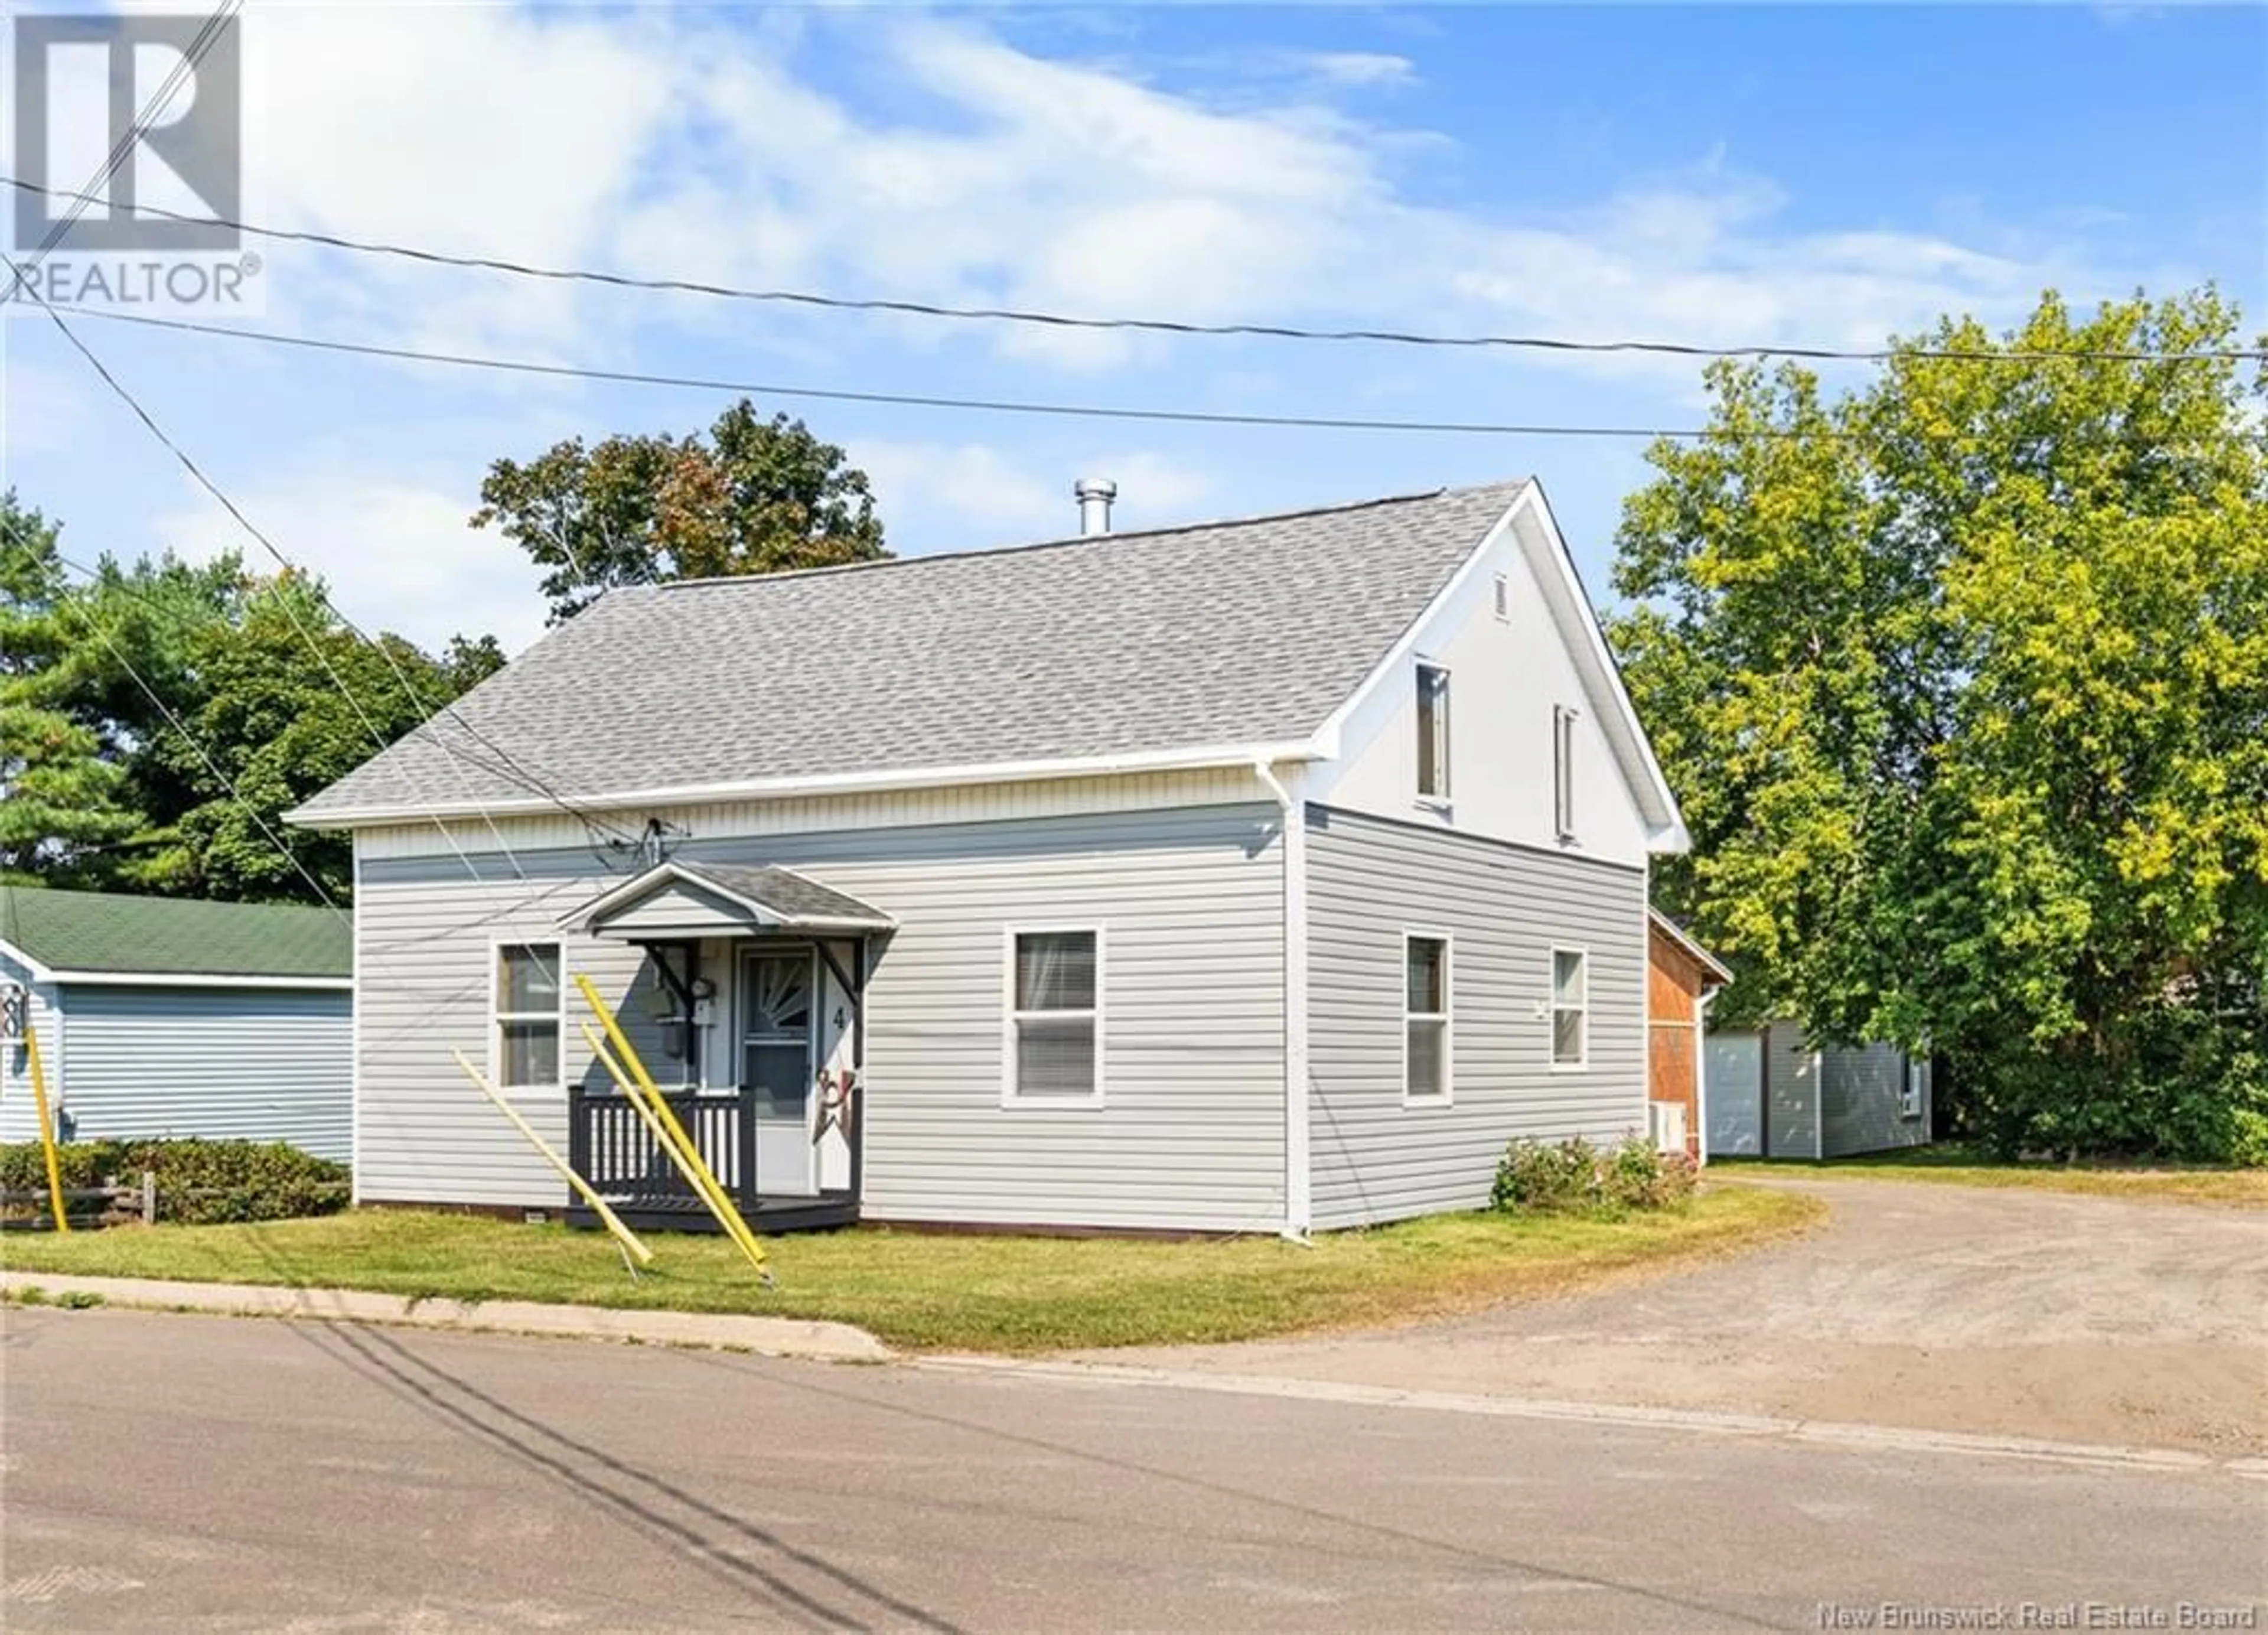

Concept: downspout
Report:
left=1252, top=759, right=1312, bottom=1242
left=1692, top=985, right=1717, bottom=1167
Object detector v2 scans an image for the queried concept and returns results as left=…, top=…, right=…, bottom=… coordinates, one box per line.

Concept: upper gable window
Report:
left=1416, top=663, right=1451, bottom=801
left=1553, top=704, right=1578, bottom=841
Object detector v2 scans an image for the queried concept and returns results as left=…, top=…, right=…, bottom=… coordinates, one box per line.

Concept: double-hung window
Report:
left=1416, top=663, right=1451, bottom=802
left=1007, top=930, right=1100, bottom=1102
left=496, top=942, right=563, bottom=1090
left=1405, top=934, right=1451, bottom=1102
left=1551, top=947, right=1588, bottom=1067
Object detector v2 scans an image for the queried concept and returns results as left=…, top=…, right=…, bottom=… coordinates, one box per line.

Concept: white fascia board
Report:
left=47, top=970, right=354, bottom=991
left=1309, top=500, right=1522, bottom=757
left=1511, top=485, right=1689, bottom=854
left=560, top=861, right=896, bottom=936
left=288, top=740, right=1324, bottom=829
left=0, top=937, right=58, bottom=983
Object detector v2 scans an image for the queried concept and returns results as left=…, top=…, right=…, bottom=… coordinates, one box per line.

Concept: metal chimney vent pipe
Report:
left=1074, top=477, right=1117, bottom=537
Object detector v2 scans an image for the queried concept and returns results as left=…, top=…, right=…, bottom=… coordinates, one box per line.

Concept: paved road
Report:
left=4, top=1310, right=2262, bottom=1631
left=1089, top=1181, right=2268, bottom=1454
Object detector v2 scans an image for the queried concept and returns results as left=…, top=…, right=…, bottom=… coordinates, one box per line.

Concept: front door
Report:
left=741, top=949, right=815, bottom=1197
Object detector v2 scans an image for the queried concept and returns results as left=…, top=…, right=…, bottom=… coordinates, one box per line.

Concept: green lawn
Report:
left=1713, top=1148, right=2268, bottom=1207
left=0, top=1183, right=1817, bottom=1353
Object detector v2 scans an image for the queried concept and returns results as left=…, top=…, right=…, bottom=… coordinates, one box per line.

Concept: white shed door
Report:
left=1704, top=1033, right=1764, bottom=1157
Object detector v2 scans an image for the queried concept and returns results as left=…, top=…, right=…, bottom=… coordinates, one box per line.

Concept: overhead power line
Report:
left=56, top=307, right=2268, bottom=448
left=8, top=174, right=2261, bottom=367
left=56, top=307, right=1805, bottom=441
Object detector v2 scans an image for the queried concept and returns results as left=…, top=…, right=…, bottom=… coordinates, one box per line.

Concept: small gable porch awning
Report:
left=561, top=860, right=895, bottom=942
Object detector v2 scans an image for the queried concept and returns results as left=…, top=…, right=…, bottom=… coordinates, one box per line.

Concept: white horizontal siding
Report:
left=354, top=766, right=1270, bottom=860
left=356, top=803, right=1288, bottom=1232
left=53, top=985, right=352, bottom=1161
left=1305, top=806, right=1649, bottom=1229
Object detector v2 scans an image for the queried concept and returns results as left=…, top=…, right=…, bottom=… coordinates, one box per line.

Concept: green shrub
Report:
left=1492, top=1135, right=1697, bottom=1216
left=0, top=1138, right=348, bottom=1224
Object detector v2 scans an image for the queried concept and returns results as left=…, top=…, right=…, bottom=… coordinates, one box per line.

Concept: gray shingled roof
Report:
left=295, top=481, right=1528, bottom=822
left=669, top=863, right=892, bottom=929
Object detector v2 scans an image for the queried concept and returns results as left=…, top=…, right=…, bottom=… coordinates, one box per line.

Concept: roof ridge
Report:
left=646, top=481, right=1524, bottom=597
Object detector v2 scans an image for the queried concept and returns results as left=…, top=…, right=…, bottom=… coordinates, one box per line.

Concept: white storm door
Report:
left=741, top=949, right=816, bottom=1197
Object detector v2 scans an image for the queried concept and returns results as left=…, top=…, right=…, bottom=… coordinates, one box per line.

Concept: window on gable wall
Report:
left=1416, top=663, right=1451, bottom=800
left=1553, top=704, right=1578, bottom=841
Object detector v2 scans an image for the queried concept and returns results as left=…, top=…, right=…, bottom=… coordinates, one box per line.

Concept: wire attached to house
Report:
left=8, top=172, right=2263, bottom=366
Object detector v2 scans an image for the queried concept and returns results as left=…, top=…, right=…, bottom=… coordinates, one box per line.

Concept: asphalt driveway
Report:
left=1081, top=1180, right=2268, bottom=1455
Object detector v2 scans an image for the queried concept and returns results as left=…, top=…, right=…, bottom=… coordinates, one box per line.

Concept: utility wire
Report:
left=6, top=275, right=634, bottom=856
left=54, top=306, right=2268, bottom=448
left=3, top=526, right=350, bottom=922
left=7, top=173, right=2261, bottom=366
left=38, top=543, right=623, bottom=850
left=47, top=307, right=1829, bottom=441
left=0, top=4, right=241, bottom=303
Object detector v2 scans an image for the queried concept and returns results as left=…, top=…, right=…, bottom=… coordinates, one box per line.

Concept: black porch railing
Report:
left=563, top=1083, right=858, bottom=1233
left=569, top=1083, right=756, bottom=1208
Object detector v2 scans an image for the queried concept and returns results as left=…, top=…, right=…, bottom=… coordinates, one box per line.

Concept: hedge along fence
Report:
left=0, top=1138, right=350, bottom=1227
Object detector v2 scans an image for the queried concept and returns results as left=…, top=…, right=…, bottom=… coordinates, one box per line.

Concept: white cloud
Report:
left=1, top=356, right=92, bottom=459
left=853, top=438, right=1220, bottom=548
left=222, top=7, right=2129, bottom=393
left=152, top=461, right=548, bottom=656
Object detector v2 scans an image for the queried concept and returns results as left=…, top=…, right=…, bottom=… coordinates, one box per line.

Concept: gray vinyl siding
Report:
left=0, top=949, right=61, bottom=1146
left=1305, top=806, right=1648, bottom=1229
left=47, top=986, right=352, bottom=1160
left=354, top=804, right=1287, bottom=1232
left=1762, top=1022, right=1820, bottom=1160
left=1820, top=1042, right=1930, bottom=1157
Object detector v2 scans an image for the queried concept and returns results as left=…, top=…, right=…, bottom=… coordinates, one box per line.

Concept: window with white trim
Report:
left=1901, top=1058, right=1925, bottom=1119
left=1553, top=705, right=1578, bottom=841
left=1405, top=934, right=1451, bottom=1101
left=496, top=943, right=563, bottom=1089
left=1551, top=948, right=1588, bottom=1066
left=1416, top=663, right=1451, bottom=800
left=1009, top=930, right=1099, bottom=1099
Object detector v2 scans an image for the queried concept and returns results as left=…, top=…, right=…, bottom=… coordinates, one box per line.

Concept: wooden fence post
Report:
left=140, top=1170, right=156, bottom=1226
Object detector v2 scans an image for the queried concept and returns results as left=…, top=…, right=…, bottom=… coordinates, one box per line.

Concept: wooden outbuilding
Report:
left=1646, top=908, right=1732, bottom=1161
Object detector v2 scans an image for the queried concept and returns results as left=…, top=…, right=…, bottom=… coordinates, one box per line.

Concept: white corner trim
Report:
left=1253, top=760, right=1311, bottom=1236
left=291, top=740, right=1325, bottom=829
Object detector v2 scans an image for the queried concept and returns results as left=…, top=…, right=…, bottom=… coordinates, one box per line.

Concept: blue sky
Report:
left=5, top=2, right=2262, bottom=654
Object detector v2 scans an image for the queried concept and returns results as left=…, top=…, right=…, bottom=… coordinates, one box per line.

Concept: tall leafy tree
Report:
left=473, top=400, right=888, bottom=623
left=0, top=497, right=142, bottom=882
left=142, top=572, right=483, bottom=904
left=1612, top=289, right=2268, bottom=1161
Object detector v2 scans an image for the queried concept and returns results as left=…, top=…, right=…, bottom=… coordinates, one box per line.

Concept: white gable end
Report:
left=1305, top=486, right=1683, bottom=867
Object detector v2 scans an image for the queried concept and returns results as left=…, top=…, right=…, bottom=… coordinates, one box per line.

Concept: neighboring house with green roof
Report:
left=0, top=886, right=352, bottom=1161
